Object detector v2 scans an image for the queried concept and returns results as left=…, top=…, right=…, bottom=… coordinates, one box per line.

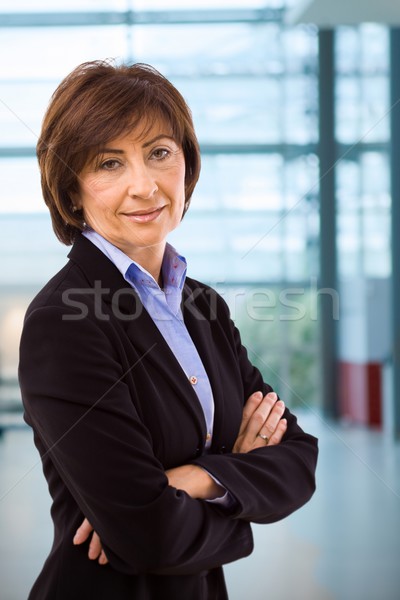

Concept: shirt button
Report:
left=189, top=375, right=198, bottom=385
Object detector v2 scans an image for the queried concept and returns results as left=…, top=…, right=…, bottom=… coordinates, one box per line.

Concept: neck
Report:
left=125, top=242, right=166, bottom=286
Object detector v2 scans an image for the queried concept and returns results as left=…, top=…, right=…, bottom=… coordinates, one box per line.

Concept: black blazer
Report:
left=19, top=234, right=318, bottom=600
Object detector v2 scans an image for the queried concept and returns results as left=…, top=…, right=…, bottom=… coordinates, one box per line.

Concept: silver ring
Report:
left=257, top=433, right=269, bottom=442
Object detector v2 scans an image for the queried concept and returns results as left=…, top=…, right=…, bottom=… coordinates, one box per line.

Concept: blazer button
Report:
left=219, top=446, right=227, bottom=454
left=194, top=447, right=201, bottom=457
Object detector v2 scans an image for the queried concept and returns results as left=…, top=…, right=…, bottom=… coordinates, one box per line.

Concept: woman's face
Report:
left=75, top=119, right=186, bottom=261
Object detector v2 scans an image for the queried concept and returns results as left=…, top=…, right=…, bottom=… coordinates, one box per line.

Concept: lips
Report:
left=122, top=206, right=165, bottom=223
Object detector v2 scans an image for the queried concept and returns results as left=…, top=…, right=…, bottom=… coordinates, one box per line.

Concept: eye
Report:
left=99, top=159, right=121, bottom=170
left=151, top=147, right=170, bottom=161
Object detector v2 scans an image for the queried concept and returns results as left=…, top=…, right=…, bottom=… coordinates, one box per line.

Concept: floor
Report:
left=0, top=411, right=399, bottom=600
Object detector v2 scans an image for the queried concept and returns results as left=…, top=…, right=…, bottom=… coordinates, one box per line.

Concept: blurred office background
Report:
left=0, top=1, right=399, bottom=599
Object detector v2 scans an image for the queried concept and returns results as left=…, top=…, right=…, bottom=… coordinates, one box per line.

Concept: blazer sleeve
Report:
left=19, top=306, right=253, bottom=577
left=191, top=291, right=319, bottom=524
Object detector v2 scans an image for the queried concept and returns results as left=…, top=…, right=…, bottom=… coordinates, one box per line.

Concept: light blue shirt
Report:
left=82, top=229, right=215, bottom=449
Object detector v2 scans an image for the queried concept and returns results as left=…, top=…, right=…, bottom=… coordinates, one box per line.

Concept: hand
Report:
left=73, top=518, right=108, bottom=565
left=233, top=391, right=287, bottom=454
left=165, top=464, right=224, bottom=500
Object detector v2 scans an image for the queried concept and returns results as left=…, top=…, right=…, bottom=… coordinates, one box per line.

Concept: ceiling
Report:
left=286, top=0, right=400, bottom=27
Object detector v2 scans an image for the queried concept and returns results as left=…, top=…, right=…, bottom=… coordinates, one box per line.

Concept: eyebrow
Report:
left=142, top=134, right=176, bottom=148
left=97, top=134, right=176, bottom=155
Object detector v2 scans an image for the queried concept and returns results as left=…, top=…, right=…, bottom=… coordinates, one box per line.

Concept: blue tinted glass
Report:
left=0, top=0, right=127, bottom=11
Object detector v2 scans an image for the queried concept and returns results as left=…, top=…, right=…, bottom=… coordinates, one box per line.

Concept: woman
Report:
left=19, top=60, right=318, bottom=600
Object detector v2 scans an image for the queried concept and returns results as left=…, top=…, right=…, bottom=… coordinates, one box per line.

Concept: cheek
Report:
left=81, top=180, right=120, bottom=212
left=176, top=169, right=187, bottom=200
left=164, top=171, right=185, bottom=205
left=170, top=160, right=186, bottom=191
left=81, top=172, right=120, bottom=198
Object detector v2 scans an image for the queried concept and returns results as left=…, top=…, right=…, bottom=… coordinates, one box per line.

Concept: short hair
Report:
left=37, top=60, right=201, bottom=245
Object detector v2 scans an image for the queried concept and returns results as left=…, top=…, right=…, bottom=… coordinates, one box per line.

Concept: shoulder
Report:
left=183, top=276, right=233, bottom=334
left=184, top=276, right=226, bottom=305
left=24, top=259, right=88, bottom=319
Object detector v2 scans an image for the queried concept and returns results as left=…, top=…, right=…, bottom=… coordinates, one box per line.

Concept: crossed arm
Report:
left=74, top=390, right=287, bottom=565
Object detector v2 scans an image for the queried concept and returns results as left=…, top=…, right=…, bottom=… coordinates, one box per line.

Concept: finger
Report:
left=88, top=531, right=103, bottom=560
left=73, top=518, right=93, bottom=545
left=236, top=393, right=280, bottom=452
left=267, top=418, right=288, bottom=446
left=257, top=400, right=285, bottom=441
left=98, top=550, right=109, bottom=565
left=245, top=392, right=279, bottom=440
left=237, top=391, right=263, bottom=436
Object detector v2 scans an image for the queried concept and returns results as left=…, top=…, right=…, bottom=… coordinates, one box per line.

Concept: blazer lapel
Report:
left=182, top=282, right=226, bottom=448
left=125, top=309, right=207, bottom=436
left=68, top=235, right=207, bottom=438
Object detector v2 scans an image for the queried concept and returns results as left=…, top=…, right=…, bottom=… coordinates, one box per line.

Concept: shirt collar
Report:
left=161, top=242, right=187, bottom=292
left=82, top=228, right=187, bottom=292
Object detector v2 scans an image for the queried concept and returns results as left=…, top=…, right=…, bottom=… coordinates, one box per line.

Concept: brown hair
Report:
left=37, top=60, right=201, bottom=245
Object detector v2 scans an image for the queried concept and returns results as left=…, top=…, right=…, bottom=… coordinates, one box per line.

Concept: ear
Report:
left=70, top=192, right=82, bottom=211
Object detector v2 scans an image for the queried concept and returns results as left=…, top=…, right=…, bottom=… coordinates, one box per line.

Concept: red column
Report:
left=339, top=362, right=382, bottom=427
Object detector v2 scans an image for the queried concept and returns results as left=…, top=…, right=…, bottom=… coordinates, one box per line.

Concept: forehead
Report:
left=107, top=115, right=175, bottom=147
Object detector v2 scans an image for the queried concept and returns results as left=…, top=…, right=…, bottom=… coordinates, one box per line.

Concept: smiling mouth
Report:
left=122, top=206, right=165, bottom=223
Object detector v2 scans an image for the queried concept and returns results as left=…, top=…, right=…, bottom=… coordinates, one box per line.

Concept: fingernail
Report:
left=254, top=391, right=263, bottom=400
left=73, top=532, right=80, bottom=545
left=267, top=392, right=277, bottom=400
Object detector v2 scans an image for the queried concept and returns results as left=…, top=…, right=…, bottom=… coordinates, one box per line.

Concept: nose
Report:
left=127, top=162, right=158, bottom=200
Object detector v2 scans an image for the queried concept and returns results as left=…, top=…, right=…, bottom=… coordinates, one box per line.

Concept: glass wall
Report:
left=1, top=1, right=323, bottom=417
left=335, top=24, right=391, bottom=280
